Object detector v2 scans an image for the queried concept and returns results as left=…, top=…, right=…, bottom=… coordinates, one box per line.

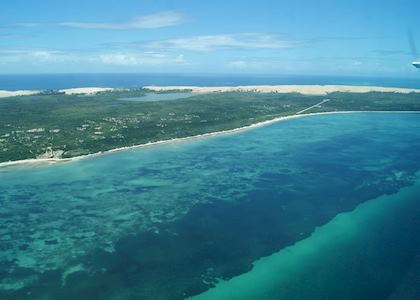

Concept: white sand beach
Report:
left=1, top=84, right=419, bottom=167
left=0, top=87, right=115, bottom=98
left=1, top=110, right=419, bottom=168
left=1, top=85, right=419, bottom=99
left=144, top=85, right=420, bottom=95
left=59, top=87, right=115, bottom=95
left=0, top=90, right=40, bottom=98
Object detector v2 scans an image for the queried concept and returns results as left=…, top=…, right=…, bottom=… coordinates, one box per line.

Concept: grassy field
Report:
left=1, top=89, right=419, bottom=163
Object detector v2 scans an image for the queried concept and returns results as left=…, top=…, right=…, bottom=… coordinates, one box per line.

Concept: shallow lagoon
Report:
left=1, top=112, right=420, bottom=299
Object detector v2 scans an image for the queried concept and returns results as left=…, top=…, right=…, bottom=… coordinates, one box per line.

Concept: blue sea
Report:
left=0, top=75, right=420, bottom=299
left=0, top=73, right=420, bottom=90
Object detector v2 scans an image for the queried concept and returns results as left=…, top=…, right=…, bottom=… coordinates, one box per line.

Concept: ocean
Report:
left=1, top=111, right=420, bottom=299
left=0, top=73, right=419, bottom=90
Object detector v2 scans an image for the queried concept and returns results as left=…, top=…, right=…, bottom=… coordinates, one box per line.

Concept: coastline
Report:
left=1, top=84, right=420, bottom=99
left=144, top=84, right=420, bottom=95
left=1, top=110, right=419, bottom=168
left=0, top=87, right=116, bottom=98
left=0, top=90, right=40, bottom=98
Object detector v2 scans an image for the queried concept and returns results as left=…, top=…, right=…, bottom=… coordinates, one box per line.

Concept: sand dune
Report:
left=0, top=87, right=115, bottom=98
left=2, top=85, right=419, bottom=98
left=0, top=90, right=39, bottom=98
left=144, top=85, right=420, bottom=95
left=59, top=87, right=115, bottom=95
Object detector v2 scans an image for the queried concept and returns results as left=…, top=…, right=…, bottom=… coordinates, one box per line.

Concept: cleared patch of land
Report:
left=0, top=86, right=420, bottom=163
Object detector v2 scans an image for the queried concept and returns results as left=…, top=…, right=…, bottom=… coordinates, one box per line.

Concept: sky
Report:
left=1, top=0, right=420, bottom=76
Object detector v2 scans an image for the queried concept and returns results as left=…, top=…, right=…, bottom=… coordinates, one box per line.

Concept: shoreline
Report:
left=0, top=87, right=116, bottom=98
left=1, top=84, right=420, bottom=98
left=1, top=110, right=419, bottom=169
left=144, top=84, right=420, bottom=95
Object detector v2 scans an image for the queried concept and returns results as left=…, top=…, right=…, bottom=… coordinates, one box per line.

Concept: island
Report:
left=1, top=85, right=420, bottom=165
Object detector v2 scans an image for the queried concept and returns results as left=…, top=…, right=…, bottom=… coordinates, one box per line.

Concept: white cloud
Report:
left=30, top=51, right=74, bottom=62
left=225, top=59, right=278, bottom=72
left=99, top=52, right=186, bottom=66
left=0, top=49, right=186, bottom=67
left=146, top=33, right=301, bottom=51
left=0, top=49, right=77, bottom=64
left=14, top=23, right=40, bottom=28
left=59, top=11, right=184, bottom=30
left=227, top=60, right=248, bottom=69
left=175, top=54, right=185, bottom=63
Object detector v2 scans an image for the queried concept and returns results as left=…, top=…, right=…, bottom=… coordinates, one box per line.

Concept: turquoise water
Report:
left=190, top=174, right=420, bottom=300
left=1, top=112, right=420, bottom=299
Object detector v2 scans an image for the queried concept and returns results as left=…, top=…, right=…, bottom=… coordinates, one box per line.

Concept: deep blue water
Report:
left=0, top=112, right=419, bottom=299
left=0, top=73, right=419, bottom=90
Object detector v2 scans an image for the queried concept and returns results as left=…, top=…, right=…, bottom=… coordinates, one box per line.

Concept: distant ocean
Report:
left=0, top=73, right=419, bottom=90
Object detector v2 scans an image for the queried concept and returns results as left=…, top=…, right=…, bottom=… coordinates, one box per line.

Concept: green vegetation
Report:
left=311, top=91, right=420, bottom=113
left=0, top=89, right=419, bottom=163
